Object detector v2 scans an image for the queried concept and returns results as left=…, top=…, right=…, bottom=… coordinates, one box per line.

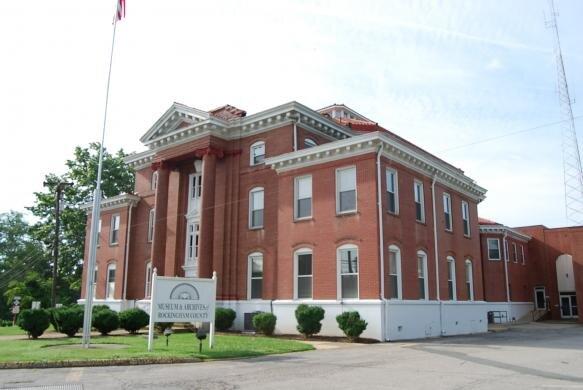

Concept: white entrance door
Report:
left=560, top=294, right=578, bottom=319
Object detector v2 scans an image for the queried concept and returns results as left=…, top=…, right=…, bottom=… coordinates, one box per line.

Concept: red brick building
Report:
left=80, top=101, right=581, bottom=340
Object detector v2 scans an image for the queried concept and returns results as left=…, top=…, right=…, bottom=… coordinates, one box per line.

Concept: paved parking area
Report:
left=1, top=322, right=582, bottom=390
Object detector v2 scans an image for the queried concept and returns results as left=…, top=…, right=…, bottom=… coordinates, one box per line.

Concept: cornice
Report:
left=80, top=194, right=141, bottom=214
left=265, top=132, right=487, bottom=203
left=124, top=150, right=155, bottom=170
left=479, top=225, right=531, bottom=242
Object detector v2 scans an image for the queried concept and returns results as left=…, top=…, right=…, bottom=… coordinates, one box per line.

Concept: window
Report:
left=147, top=209, right=155, bottom=242
left=97, top=219, right=102, bottom=247
left=295, top=176, right=312, bottom=219
left=417, top=251, right=428, bottom=300
left=487, top=238, right=501, bottom=260
left=386, top=169, right=399, bottom=214
left=465, top=260, right=474, bottom=301
left=145, top=261, right=152, bottom=298
left=414, top=180, right=425, bottom=222
left=93, top=265, right=98, bottom=286
left=461, top=201, right=470, bottom=236
left=185, top=222, right=200, bottom=264
left=512, top=243, right=518, bottom=263
left=106, top=263, right=116, bottom=300
left=388, top=245, right=402, bottom=299
left=151, top=171, right=158, bottom=191
left=294, top=249, right=313, bottom=299
left=521, top=245, right=525, bottom=265
left=249, top=187, right=264, bottom=229
left=338, top=245, right=358, bottom=299
left=447, top=256, right=457, bottom=301
left=248, top=253, right=263, bottom=300
left=443, top=193, right=452, bottom=231
left=110, top=214, right=120, bottom=245
left=504, top=239, right=509, bottom=262
left=304, top=138, right=317, bottom=148
left=336, top=167, right=357, bottom=214
left=250, top=141, right=265, bottom=165
left=188, top=173, right=202, bottom=214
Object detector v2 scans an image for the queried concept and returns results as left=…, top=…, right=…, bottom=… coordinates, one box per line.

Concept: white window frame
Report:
left=337, top=244, right=359, bottom=300
left=110, top=214, right=120, bottom=245
left=336, top=166, right=357, bottom=215
left=414, top=180, right=425, bottom=223
left=151, top=171, right=158, bottom=191
left=97, top=219, right=102, bottom=247
left=145, top=261, right=152, bottom=298
left=447, top=256, right=457, bottom=301
left=250, top=141, right=266, bottom=166
left=147, top=209, right=155, bottom=242
left=93, top=265, right=98, bottom=286
left=304, top=138, right=318, bottom=148
left=443, top=193, right=453, bottom=232
left=465, top=259, right=474, bottom=301
left=294, top=175, right=312, bottom=220
left=461, top=201, right=470, bottom=237
left=106, top=262, right=116, bottom=300
left=185, top=222, right=200, bottom=265
left=294, top=248, right=313, bottom=300
left=487, top=238, right=501, bottom=260
left=504, top=239, right=509, bottom=262
left=521, top=245, right=526, bottom=265
left=417, top=250, right=429, bottom=300
left=249, top=187, right=264, bottom=229
left=187, top=173, right=202, bottom=215
left=386, top=168, right=399, bottom=215
left=247, top=252, right=264, bottom=300
left=388, top=245, right=402, bottom=299
left=512, top=242, right=518, bottom=263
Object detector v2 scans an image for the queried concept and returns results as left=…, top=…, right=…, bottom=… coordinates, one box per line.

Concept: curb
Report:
left=0, top=357, right=202, bottom=370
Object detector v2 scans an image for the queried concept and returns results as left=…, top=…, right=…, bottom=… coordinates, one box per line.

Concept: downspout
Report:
left=293, top=118, right=298, bottom=152
left=122, top=204, right=133, bottom=304
left=376, top=144, right=386, bottom=340
left=502, top=231, right=511, bottom=321
left=431, top=174, right=443, bottom=335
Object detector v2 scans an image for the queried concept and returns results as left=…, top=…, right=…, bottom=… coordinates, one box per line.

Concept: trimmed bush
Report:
left=336, top=311, right=368, bottom=342
left=92, top=305, right=111, bottom=314
left=50, top=305, right=84, bottom=337
left=92, top=308, right=119, bottom=335
left=119, top=308, right=149, bottom=334
left=17, top=309, right=50, bottom=339
left=295, top=304, right=325, bottom=338
left=252, top=312, right=277, bottom=336
left=155, top=322, right=174, bottom=334
left=215, top=308, right=236, bottom=331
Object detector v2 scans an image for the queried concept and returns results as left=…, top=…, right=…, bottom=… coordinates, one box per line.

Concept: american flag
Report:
left=116, top=0, right=126, bottom=21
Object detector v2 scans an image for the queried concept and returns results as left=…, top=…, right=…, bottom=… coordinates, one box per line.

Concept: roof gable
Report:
left=139, top=102, right=210, bottom=144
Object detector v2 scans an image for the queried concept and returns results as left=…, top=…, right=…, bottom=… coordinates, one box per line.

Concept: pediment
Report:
left=139, top=102, right=210, bottom=144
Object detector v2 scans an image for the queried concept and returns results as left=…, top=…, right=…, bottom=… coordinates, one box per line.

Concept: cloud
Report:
left=486, top=58, right=503, bottom=70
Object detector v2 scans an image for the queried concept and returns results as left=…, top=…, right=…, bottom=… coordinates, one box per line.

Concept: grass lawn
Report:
left=0, top=325, right=56, bottom=337
left=0, top=332, right=314, bottom=364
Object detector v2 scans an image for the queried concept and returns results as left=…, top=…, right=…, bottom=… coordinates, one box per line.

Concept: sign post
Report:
left=147, top=270, right=217, bottom=352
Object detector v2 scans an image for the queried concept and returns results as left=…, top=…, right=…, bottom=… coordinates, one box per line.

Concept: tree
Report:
left=26, top=143, right=134, bottom=307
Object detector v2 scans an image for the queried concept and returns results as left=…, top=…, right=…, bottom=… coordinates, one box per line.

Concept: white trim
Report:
left=443, top=193, right=452, bottom=232
left=151, top=171, right=158, bottom=191
left=147, top=208, right=155, bottom=242
left=247, top=252, right=264, bottom=300
left=106, top=262, right=116, bottom=300
left=248, top=187, right=265, bottom=229
left=337, top=244, right=359, bottom=300
left=512, top=242, right=518, bottom=263
left=109, top=213, right=121, bottom=245
left=294, top=175, right=313, bottom=220
left=414, top=179, right=425, bottom=223
left=81, top=194, right=140, bottom=213
left=388, top=245, right=403, bottom=300
left=293, top=248, right=313, bottom=300
left=487, top=238, right=501, bottom=260
left=336, top=166, right=357, bottom=215
left=386, top=168, right=399, bottom=215
left=447, top=256, right=457, bottom=301
left=417, top=250, right=429, bottom=300
left=461, top=200, right=470, bottom=237
left=479, top=224, right=531, bottom=242
left=304, top=138, right=318, bottom=148
left=465, top=259, right=474, bottom=301
left=145, top=261, right=152, bottom=298
left=521, top=245, right=526, bottom=265
left=250, top=140, right=266, bottom=166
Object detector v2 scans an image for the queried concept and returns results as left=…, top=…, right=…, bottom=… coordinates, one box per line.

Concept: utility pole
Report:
left=47, top=181, right=72, bottom=307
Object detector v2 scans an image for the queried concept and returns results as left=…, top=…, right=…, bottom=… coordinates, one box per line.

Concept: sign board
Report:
left=31, top=301, right=41, bottom=310
left=147, top=269, right=217, bottom=352
left=11, top=305, right=20, bottom=315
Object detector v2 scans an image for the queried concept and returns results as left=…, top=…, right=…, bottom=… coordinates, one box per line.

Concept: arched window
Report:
left=465, top=259, right=474, bottom=301
left=249, top=187, right=264, bottom=229
left=417, top=250, right=428, bottom=300
left=294, top=248, right=313, bottom=299
left=106, top=262, right=116, bottom=300
left=250, top=141, right=265, bottom=165
left=304, top=138, right=318, bottom=148
left=388, top=245, right=402, bottom=299
left=151, top=171, right=158, bottom=191
left=248, top=252, right=263, bottom=300
left=338, top=244, right=359, bottom=299
left=145, top=261, right=152, bottom=298
left=447, top=256, right=457, bottom=301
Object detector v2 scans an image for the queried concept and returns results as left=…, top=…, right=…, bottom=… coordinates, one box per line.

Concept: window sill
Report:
left=387, top=211, right=400, bottom=217
left=294, top=217, right=313, bottom=223
left=415, top=220, right=427, bottom=226
left=336, top=210, right=358, bottom=217
left=488, top=258, right=501, bottom=261
left=109, top=243, right=119, bottom=247
left=444, top=229, right=454, bottom=235
left=463, top=234, right=471, bottom=239
left=248, top=226, right=264, bottom=231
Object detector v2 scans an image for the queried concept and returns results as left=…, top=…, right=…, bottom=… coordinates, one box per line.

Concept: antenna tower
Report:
left=547, top=0, right=583, bottom=225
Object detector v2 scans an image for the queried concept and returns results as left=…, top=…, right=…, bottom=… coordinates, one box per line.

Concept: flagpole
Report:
left=82, top=2, right=120, bottom=348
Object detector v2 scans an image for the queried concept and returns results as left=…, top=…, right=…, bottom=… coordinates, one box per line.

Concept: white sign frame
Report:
left=147, top=268, right=217, bottom=352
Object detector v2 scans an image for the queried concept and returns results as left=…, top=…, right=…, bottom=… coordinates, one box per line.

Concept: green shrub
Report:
left=92, top=305, right=110, bottom=314
left=215, top=308, right=236, bottom=331
left=295, top=304, right=325, bottom=338
left=1, top=320, right=13, bottom=327
left=252, top=312, right=277, bottom=336
left=119, top=308, right=149, bottom=334
left=155, top=322, right=174, bottom=334
left=336, top=311, right=368, bottom=342
left=17, top=309, right=50, bottom=339
left=50, top=305, right=84, bottom=337
left=92, top=309, right=119, bottom=335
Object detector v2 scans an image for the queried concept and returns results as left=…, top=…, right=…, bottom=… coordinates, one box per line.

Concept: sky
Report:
left=0, top=0, right=582, bottom=228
